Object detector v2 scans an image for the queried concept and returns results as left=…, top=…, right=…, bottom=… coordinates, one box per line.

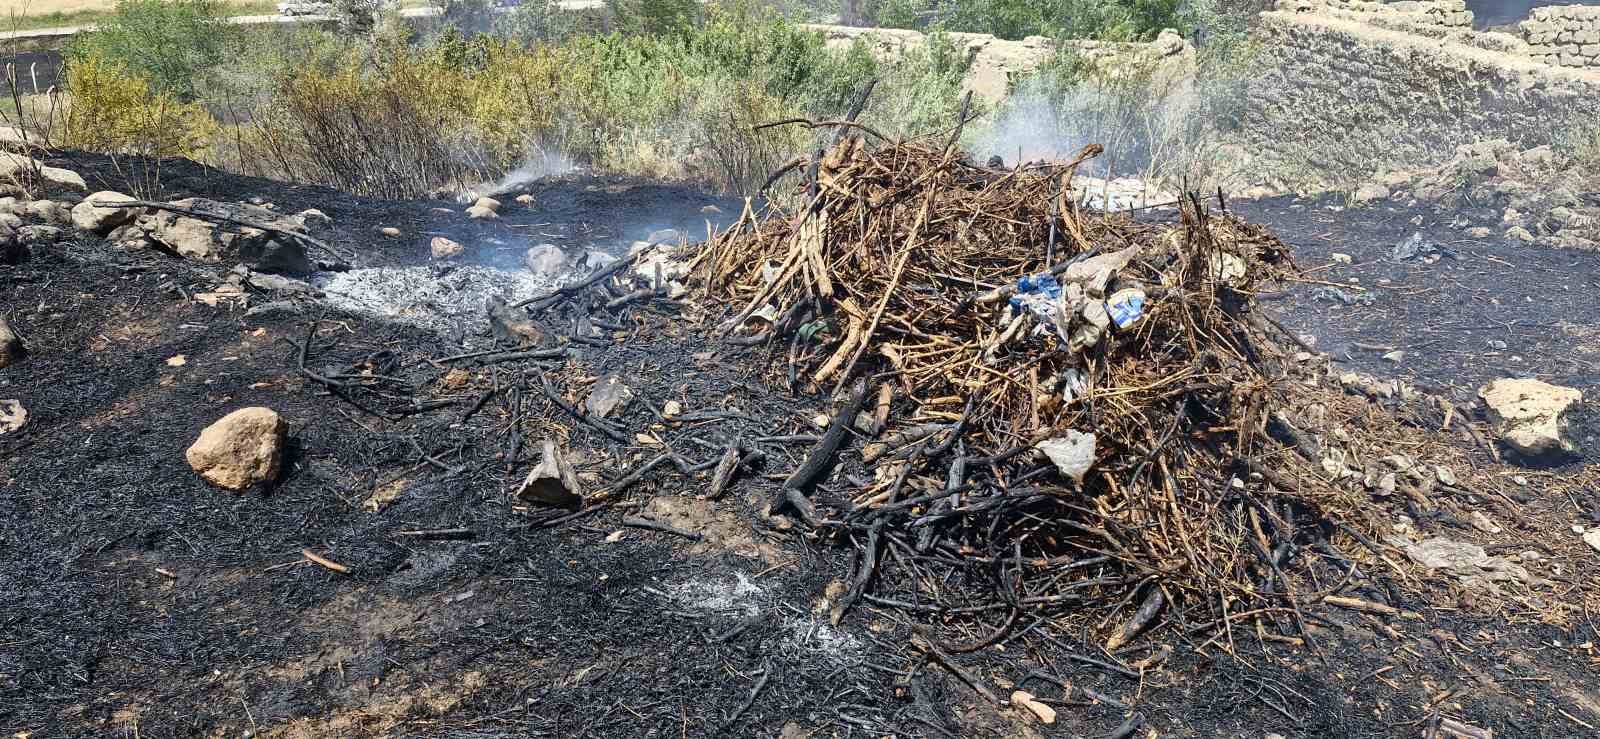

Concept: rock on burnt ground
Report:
left=185, top=406, right=287, bottom=490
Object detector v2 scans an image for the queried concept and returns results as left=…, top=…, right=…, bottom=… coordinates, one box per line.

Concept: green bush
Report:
left=870, top=0, right=1188, bottom=41
left=605, top=0, right=703, bottom=36
left=69, top=0, right=232, bottom=101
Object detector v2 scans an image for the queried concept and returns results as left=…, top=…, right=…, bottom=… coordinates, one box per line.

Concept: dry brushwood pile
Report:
left=690, top=135, right=1386, bottom=648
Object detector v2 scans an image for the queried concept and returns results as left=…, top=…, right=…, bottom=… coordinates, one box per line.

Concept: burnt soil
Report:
left=3, top=153, right=1599, bottom=739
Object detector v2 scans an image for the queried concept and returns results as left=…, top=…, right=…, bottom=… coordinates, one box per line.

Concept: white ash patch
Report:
left=312, top=264, right=564, bottom=338
left=656, top=573, right=864, bottom=663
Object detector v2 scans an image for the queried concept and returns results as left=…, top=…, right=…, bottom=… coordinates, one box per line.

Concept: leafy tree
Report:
left=70, top=0, right=232, bottom=101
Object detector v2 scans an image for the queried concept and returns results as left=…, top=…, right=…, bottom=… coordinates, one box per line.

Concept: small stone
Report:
left=185, top=407, right=286, bottom=491
left=466, top=205, right=498, bottom=220
left=1010, top=690, right=1056, bottom=724
left=1330, top=252, right=1352, bottom=265
left=1506, top=225, right=1535, bottom=243
left=1382, top=350, right=1405, bottom=363
left=1466, top=226, right=1491, bottom=238
left=379, top=226, right=402, bottom=237
left=295, top=208, right=332, bottom=233
left=70, top=191, right=138, bottom=234
left=663, top=400, right=682, bottom=418
left=431, top=236, right=465, bottom=260
left=1479, top=378, right=1583, bottom=456
left=1435, top=465, right=1458, bottom=486
left=1584, top=529, right=1600, bottom=554
left=525, top=243, right=568, bottom=277
left=515, top=194, right=535, bottom=206
left=1512, top=475, right=1529, bottom=486
left=473, top=196, right=501, bottom=213
left=1352, top=182, right=1391, bottom=204
left=1487, top=339, right=1508, bottom=351
left=1377, top=472, right=1397, bottom=494
left=166, top=354, right=187, bottom=367
left=1470, top=511, right=1502, bottom=534
left=584, top=375, right=633, bottom=419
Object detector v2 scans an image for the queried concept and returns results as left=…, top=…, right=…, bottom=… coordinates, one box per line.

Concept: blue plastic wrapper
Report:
left=1008, top=274, right=1061, bottom=311
left=1107, top=291, right=1145, bottom=328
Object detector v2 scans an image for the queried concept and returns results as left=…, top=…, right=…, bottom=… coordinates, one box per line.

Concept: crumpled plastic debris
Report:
left=1036, top=430, right=1097, bottom=484
left=1391, top=232, right=1457, bottom=262
left=1311, top=286, right=1376, bottom=307
left=1107, top=288, right=1146, bottom=329
left=1009, top=273, right=1062, bottom=322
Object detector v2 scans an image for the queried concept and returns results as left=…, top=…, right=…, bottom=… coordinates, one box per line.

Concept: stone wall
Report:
left=803, top=25, right=1190, bottom=105
left=1243, top=8, right=1600, bottom=184
left=1519, top=5, right=1600, bottom=67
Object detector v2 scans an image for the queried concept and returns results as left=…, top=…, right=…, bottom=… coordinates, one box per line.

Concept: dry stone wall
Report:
left=1243, top=6, right=1600, bottom=184
left=1520, top=5, right=1600, bottom=68
left=803, top=25, right=1190, bottom=105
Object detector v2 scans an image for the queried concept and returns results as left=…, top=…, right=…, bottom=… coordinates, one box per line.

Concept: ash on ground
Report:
left=314, top=263, right=565, bottom=340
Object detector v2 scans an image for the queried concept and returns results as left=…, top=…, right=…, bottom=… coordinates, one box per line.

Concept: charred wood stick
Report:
left=834, top=78, right=878, bottom=146
left=758, top=156, right=805, bottom=196
left=1105, top=585, right=1165, bottom=651
left=609, top=453, right=676, bottom=492
left=301, top=549, right=350, bottom=574
left=922, top=396, right=974, bottom=457
left=435, top=347, right=566, bottom=363
left=467, top=348, right=569, bottom=365
left=862, top=423, right=945, bottom=465
left=535, top=372, right=630, bottom=444
left=458, top=387, right=498, bottom=424
left=622, top=516, right=703, bottom=541
left=831, top=518, right=884, bottom=625
left=95, top=199, right=351, bottom=261
left=721, top=665, right=771, bottom=730
left=1105, top=712, right=1143, bottom=738
left=395, top=527, right=475, bottom=540
left=605, top=288, right=656, bottom=311
left=751, top=117, right=890, bottom=142
left=755, top=434, right=821, bottom=445
left=782, top=379, right=869, bottom=493
left=708, top=444, right=742, bottom=499
left=1322, top=595, right=1400, bottom=617
left=913, top=634, right=999, bottom=705
left=942, top=90, right=974, bottom=157
left=511, top=250, right=640, bottom=310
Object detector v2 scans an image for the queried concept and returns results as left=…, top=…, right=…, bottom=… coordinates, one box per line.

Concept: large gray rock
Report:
left=23, top=199, right=71, bottom=225
left=185, top=407, right=286, bottom=491
left=141, top=198, right=309, bottom=269
left=524, top=243, right=568, bottom=278
left=0, top=152, right=86, bottom=192
left=1479, top=378, right=1582, bottom=456
left=71, top=191, right=139, bottom=235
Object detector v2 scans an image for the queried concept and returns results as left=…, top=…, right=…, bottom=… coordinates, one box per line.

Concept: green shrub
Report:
left=605, top=0, right=702, bottom=36
left=69, top=0, right=232, bottom=101
left=63, top=50, right=218, bottom=159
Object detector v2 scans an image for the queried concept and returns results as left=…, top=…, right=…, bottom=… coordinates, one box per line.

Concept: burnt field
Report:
left=2, top=150, right=1600, bottom=739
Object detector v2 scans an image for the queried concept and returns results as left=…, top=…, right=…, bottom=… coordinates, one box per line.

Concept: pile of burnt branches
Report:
left=689, top=134, right=1373, bottom=649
